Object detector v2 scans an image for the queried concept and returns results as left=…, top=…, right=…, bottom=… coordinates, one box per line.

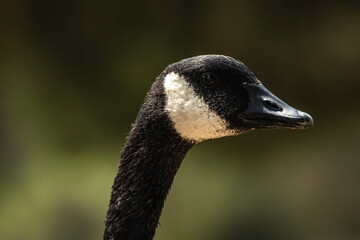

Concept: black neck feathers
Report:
left=104, top=79, right=194, bottom=240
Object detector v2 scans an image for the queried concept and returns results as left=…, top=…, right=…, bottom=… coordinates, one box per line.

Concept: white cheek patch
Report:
left=163, top=72, right=236, bottom=142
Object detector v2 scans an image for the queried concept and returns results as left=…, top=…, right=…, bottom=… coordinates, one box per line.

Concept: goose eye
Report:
left=200, top=73, right=217, bottom=87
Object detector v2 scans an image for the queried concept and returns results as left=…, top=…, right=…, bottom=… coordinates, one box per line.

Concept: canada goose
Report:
left=104, top=55, right=313, bottom=240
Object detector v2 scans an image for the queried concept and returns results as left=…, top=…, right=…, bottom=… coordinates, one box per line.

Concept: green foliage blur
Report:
left=1, top=1, right=359, bottom=239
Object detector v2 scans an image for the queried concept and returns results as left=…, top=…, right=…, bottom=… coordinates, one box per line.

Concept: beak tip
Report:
left=300, top=111, right=314, bottom=128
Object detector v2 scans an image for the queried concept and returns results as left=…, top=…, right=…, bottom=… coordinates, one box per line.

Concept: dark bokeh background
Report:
left=1, top=1, right=359, bottom=240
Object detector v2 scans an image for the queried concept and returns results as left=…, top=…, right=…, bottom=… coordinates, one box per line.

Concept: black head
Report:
left=161, top=55, right=313, bottom=142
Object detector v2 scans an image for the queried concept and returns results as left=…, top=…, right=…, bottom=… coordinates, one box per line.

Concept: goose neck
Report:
left=104, top=119, right=194, bottom=240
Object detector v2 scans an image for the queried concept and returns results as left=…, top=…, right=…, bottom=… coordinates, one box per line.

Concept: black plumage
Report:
left=104, top=55, right=313, bottom=240
left=104, top=78, right=194, bottom=240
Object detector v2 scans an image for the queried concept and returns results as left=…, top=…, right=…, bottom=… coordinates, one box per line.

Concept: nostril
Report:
left=262, top=99, right=282, bottom=111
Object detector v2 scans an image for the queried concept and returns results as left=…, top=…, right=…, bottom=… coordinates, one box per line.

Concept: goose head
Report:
left=104, top=55, right=314, bottom=240
left=162, top=55, right=313, bottom=142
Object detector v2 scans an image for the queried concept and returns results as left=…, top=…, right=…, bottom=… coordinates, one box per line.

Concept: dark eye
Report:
left=200, top=73, right=217, bottom=87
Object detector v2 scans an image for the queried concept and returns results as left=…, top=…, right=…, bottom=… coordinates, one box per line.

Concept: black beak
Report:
left=238, top=83, right=314, bottom=129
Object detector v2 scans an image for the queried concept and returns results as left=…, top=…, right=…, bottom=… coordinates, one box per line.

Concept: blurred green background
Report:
left=1, top=0, right=359, bottom=240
